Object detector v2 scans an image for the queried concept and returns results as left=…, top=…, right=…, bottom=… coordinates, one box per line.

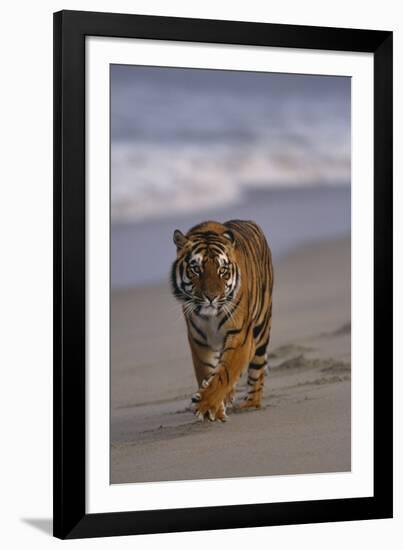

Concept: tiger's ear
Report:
left=223, top=230, right=235, bottom=246
left=173, top=229, right=188, bottom=250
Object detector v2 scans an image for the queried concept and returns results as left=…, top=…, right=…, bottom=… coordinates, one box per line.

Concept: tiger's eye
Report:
left=191, top=265, right=201, bottom=276
left=219, top=267, right=228, bottom=276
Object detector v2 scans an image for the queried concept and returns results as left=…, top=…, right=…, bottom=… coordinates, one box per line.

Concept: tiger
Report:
left=171, top=219, right=274, bottom=422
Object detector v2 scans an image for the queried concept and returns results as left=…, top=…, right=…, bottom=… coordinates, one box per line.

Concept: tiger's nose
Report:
left=204, top=293, right=218, bottom=304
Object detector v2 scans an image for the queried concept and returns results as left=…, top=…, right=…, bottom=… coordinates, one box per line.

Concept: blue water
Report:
left=110, top=66, right=350, bottom=288
left=111, top=185, right=350, bottom=289
left=110, top=66, right=350, bottom=225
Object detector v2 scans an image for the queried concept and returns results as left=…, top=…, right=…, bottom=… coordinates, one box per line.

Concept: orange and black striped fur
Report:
left=171, top=220, right=273, bottom=422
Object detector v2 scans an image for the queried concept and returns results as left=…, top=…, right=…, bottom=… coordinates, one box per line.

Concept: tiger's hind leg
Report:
left=240, top=300, right=272, bottom=410
left=239, top=354, right=267, bottom=410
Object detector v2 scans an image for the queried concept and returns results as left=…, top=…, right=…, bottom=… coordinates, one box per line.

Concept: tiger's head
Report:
left=171, top=221, right=240, bottom=317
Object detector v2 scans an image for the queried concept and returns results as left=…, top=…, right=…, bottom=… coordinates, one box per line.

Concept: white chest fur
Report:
left=190, top=313, right=226, bottom=352
left=202, top=316, right=225, bottom=351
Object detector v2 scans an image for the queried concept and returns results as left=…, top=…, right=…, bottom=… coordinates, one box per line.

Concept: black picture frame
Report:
left=53, top=9, right=393, bottom=540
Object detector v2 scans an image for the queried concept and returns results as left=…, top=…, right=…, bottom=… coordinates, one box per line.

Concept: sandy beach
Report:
left=111, top=236, right=351, bottom=484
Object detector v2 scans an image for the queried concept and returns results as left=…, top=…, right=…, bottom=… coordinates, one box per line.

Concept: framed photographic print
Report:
left=53, top=10, right=393, bottom=539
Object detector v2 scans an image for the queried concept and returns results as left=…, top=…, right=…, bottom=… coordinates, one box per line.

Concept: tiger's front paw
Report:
left=225, top=388, right=236, bottom=408
left=191, top=379, right=227, bottom=422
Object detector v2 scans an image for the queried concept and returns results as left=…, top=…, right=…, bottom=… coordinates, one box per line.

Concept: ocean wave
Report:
left=111, top=66, right=350, bottom=223
left=111, top=139, right=350, bottom=223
